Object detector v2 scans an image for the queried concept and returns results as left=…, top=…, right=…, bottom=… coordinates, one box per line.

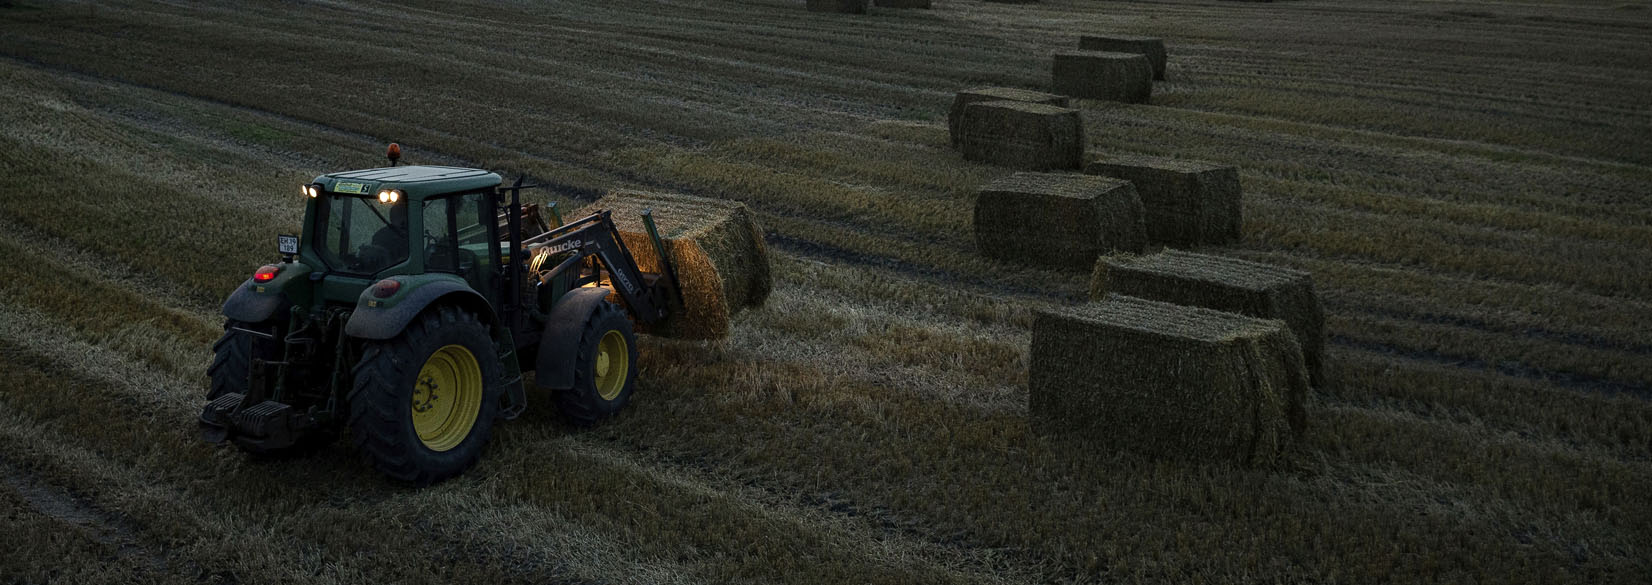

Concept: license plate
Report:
left=278, top=234, right=299, bottom=255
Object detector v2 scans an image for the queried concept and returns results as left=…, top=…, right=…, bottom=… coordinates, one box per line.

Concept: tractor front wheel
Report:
left=555, top=300, right=639, bottom=426
left=348, top=306, right=502, bottom=485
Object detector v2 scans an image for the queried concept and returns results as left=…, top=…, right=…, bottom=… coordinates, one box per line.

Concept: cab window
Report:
left=315, top=195, right=408, bottom=275
left=422, top=193, right=494, bottom=279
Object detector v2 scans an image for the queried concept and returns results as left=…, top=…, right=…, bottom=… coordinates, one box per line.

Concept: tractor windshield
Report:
left=314, top=195, right=409, bottom=275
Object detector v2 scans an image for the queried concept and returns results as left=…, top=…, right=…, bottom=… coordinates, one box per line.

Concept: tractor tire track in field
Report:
left=1330, top=302, right=1652, bottom=358
left=0, top=55, right=632, bottom=202
left=0, top=56, right=446, bottom=167
left=0, top=456, right=172, bottom=574
left=1329, top=335, right=1652, bottom=400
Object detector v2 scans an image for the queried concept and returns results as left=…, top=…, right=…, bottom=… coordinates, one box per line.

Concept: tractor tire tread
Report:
left=348, top=305, right=499, bottom=485
left=555, top=301, right=636, bottom=426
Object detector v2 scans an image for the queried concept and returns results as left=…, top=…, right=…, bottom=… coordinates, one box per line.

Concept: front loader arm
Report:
left=526, top=210, right=677, bottom=325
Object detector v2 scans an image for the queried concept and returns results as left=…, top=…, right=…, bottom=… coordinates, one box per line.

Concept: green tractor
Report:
left=201, top=146, right=683, bottom=484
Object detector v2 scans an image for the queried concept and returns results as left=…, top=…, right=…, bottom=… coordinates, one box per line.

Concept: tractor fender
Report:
left=534, top=287, right=614, bottom=391
left=345, top=277, right=496, bottom=341
left=222, top=279, right=288, bottom=323
left=222, top=262, right=310, bottom=323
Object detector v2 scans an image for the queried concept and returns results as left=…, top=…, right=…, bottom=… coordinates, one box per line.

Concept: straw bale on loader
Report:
left=1030, top=295, right=1309, bottom=466
left=582, top=190, right=772, bottom=339
left=1084, top=153, right=1242, bottom=245
left=958, top=101, right=1085, bottom=171
left=974, top=172, right=1146, bottom=268
left=1051, top=51, right=1153, bottom=103
left=949, top=87, right=1069, bottom=147
left=1091, top=250, right=1326, bottom=386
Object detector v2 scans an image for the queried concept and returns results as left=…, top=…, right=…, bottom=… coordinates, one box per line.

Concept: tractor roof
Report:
left=313, top=165, right=501, bottom=199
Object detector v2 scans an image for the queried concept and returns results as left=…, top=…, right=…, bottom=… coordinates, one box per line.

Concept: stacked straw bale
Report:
left=1091, top=250, right=1326, bottom=386
left=582, top=190, right=772, bottom=340
left=807, top=0, right=869, bottom=13
left=958, top=101, right=1084, bottom=171
left=975, top=172, right=1146, bottom=268
left=1051, top=51, right=1153, bottom=103
left=1084, top=153, right=1242, bottom=245
left=949, top=87, right=1069, bottom=147
left=1030, top=294, right=1309, bottom=466
left=874, top=0, right=931, bottom=7
left=1078, top=35, right=1168, bottom=80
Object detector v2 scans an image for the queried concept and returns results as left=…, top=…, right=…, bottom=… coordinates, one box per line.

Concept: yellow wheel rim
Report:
left=411, top=344, right=483, bottom=452
left=594, top=330, right=629, bottom=401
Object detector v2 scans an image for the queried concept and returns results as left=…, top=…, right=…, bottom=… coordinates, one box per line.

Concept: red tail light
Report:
left=370, top=279, right=402, bottom=298
left=253, top=265, right=281, bottom=282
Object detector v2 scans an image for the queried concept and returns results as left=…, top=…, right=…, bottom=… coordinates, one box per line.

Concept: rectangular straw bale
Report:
left=582, top=190, right=772, bottom=340
left=1030, top=295, right=1309, bottom=467
left=1051, top=51, right=1153, bottom=103
left=949, top=87, right=1069, bottom=147
left=1084, top=153, right=1242, bottom=245
left=1078, top=35, right=1168, bottom=80
left=959, top=101, right=1084, bottom=171
left=807, top=0, right=869, bottom=13
left=975, top=172, right=1146, bottom=269
left=874, top=0, right=932, bottom=7
left=1091, top=250, right=1326, bottom=387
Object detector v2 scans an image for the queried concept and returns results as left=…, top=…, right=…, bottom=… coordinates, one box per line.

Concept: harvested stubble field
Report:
left=1, top=0, right=1649, bottom=583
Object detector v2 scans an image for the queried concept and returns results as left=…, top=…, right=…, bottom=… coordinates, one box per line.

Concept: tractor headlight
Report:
left=377, top=189, right=401, bottom=204
left=304, top=185, right=318, bottom=198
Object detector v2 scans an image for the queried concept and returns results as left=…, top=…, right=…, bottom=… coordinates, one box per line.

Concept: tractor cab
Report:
left=300, top=165, right=504, bottom=305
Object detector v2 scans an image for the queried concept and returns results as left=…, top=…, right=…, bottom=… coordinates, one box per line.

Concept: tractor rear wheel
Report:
left=555, top=300, right=639, bottom=426
left=207, top=319, right=336, bottom=456
left=348, top=305, right=502, bottom=485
